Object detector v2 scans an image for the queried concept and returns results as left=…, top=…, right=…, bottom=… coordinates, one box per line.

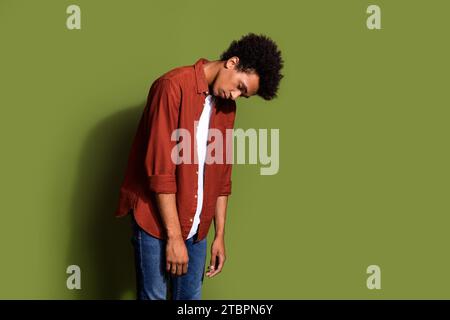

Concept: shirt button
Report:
left=196, top=171, right=198, bottom=174
left=190, top=218, right=193, bottom=222
left=194, top=195, right=197, bottom=198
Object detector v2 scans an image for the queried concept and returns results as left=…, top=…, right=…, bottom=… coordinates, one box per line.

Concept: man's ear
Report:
left=225, top=56, right=240, bottom=70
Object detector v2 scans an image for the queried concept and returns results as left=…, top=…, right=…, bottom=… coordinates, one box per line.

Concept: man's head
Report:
left=211, top=33, right=284, bottom=101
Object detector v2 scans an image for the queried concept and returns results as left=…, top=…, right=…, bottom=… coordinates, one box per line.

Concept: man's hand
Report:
left=206, top=236, right=226, bottom=278
left=166, top=236, right=189, bottom=276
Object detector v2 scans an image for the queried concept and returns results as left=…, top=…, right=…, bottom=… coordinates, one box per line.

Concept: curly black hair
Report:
left=220, top=33, right=284, bottom=100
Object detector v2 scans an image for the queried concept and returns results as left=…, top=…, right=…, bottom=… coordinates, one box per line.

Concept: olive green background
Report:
left=0, top=0, right=449, bottom=299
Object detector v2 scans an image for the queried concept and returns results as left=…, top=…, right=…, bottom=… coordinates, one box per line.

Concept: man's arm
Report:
left=206, top=195, right=228, bottom=278
left=206, top=112, right=235, bottom=278
left=143, top=78, right=188, bottom=276
left=155, top=193, right=189, bottom=276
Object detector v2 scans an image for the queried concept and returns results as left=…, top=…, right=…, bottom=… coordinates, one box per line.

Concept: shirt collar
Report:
left=194, top=58, right=210, bottom=94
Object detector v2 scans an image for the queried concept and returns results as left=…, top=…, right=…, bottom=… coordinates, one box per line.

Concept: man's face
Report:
left=211, top=57, right=260, bottom=100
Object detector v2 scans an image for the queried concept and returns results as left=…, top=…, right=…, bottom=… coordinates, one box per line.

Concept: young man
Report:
left=114, top=33, right=284, bottom=300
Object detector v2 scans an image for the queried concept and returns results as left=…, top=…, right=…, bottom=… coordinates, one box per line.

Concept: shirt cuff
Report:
left=219, top=181, right=232, bottom=196
left=149, top=175, right=177, bottom=193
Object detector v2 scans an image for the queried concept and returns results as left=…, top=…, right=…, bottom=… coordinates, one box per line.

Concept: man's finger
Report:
left=210, top=254, right=217, bottom=270
left=207, top=254, right=217, bottom=276
left=208, top=255, right=224, bottom=277
left=216, top=255, right=225, bottom=273
left=171, top=263, right=177, bottom=275
left=176, top=263, right=183, bottom=276
left=182, top=263, right=188, bottom=274
left=166, top=262, right=171, bottom=272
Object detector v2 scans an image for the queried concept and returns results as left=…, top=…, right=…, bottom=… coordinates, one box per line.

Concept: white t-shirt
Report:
left=187, top=94, right=214, bottom=239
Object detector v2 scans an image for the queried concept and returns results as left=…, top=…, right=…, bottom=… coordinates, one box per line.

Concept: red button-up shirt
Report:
left=114, top=58, right=236, bottom=243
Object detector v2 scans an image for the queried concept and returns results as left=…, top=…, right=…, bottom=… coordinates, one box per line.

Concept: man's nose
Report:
left=230, top=91, right=241, bottom=100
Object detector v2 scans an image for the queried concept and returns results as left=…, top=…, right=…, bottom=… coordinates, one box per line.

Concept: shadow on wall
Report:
left=66, top=102, right=145, bottom=299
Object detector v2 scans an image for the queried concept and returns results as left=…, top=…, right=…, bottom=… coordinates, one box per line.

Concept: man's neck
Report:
left=202, top=60, right=222, bottom=91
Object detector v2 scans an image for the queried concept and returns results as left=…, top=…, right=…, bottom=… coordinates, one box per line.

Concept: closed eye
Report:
left=239, top=84, right=250, bottom=98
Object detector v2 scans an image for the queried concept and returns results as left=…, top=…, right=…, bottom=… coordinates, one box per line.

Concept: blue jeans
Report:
left=131, top=215, right=208, bottom=300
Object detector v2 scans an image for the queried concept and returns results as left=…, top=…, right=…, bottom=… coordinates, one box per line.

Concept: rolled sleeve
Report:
left=219, top=178, right=232, bottom=196
left=144, top=78, right=181, bottom=194
left=149, top=174, right=177, bottom=194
